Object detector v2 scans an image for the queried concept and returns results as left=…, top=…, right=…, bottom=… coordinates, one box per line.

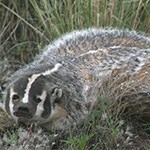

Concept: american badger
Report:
left=2, top=28, right=150, bottom=130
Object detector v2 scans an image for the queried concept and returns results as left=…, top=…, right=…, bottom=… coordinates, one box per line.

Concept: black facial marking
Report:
left=12, top=94, right=20, bottom=102
left=29, top=77, right=45, bottom=99
left=13, top=77, right=29, bottom=97
left=34, top=97, right=42, bottom=103
left=41, top=94, right=51, bottom=118
left=5, top=89, right=11, bottom=115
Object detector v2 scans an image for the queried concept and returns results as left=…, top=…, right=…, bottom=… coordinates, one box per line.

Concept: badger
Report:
left=1, top=28, right=150, bottom=130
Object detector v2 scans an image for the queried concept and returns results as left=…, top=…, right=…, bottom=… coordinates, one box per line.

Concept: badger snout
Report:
left=13, top=104, right=32, bottom=119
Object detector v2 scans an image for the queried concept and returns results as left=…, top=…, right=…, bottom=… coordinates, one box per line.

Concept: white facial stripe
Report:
left=22, top=63, right=62, bottom=103
left=9, top=88, right=18, bottom=120
left=22, top=74, right=41, bottom=103
left=34, top=90, right=47, bottom=117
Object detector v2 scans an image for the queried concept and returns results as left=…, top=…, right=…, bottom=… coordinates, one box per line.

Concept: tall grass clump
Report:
left=0, top=0, right=149, bottom=63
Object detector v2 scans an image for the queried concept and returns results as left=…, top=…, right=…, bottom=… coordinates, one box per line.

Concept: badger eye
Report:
left=12, top=94, right=19, bottom=102
left=35, top=97, right=42, bottom=103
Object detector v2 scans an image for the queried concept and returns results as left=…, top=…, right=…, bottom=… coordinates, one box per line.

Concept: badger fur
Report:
left=2, top=28, right=150, bottom=130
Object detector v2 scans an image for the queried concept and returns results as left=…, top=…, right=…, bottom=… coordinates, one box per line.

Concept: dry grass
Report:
left=0, top=0, right=149, bottom=63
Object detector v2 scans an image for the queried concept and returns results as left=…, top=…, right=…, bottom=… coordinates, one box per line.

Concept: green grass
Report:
left=64, top=133, right=94, bottom=150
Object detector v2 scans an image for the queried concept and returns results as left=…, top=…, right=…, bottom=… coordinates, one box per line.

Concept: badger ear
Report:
left=51, top=88, right=63, bottom=103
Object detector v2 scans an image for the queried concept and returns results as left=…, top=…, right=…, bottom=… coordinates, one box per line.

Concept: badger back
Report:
left=41, top=28, right=150, bottom=60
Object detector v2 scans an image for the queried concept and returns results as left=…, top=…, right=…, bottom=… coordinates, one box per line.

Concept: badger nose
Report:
left=18, top=106, right=30, bottom=113
left=14, top=104, right=32, bottom=118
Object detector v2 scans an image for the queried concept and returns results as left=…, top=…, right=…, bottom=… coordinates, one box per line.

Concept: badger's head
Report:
left=3, top=63, right=88, bottom=130
left=5, top=74, right=66, bottom=126
left=3, top=63, right=82, bottom=130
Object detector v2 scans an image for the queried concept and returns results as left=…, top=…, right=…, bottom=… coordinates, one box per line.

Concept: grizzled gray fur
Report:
left=2, top=28, right=150, bottom=130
